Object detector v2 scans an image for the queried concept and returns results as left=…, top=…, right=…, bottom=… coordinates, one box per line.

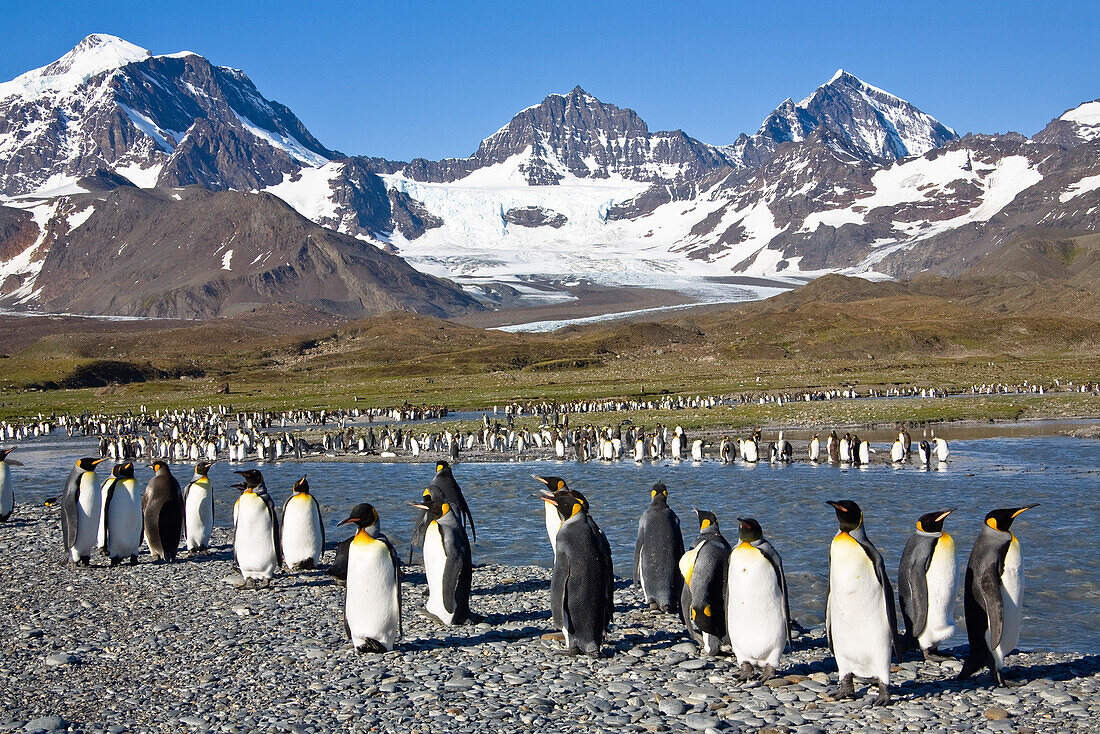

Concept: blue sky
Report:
left=2, top=1, right=1097, bottom=160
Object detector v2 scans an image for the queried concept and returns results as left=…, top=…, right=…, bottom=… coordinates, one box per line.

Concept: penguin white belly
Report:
left=918, top=534, right=957, bottom=650
left=992, top=538, right=1023, bottom=669
left=0, top=463, right=13, bottom=518
left=345, top=535, right=399, bottom=650
left=727, top=545, right=786, bottom=667
left=423, top=522, right=454, bottom=624
left=235, top=496, right=277, bottom=579
left=544, top=503, right=560, bottom=553
left=828, top=535, right=891, bottom=683
left=106, top=480, right=143, bottom=558
left=185, top=485, right=213, bottom=550
left=73, top=476, right=102, bottom=560
left=282, top=496, right=323, bottom=568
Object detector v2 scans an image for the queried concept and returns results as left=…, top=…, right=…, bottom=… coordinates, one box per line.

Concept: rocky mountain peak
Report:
left=733, top=70, right=958, bottom=168
left=1034, top=99, right=1100, bottom=148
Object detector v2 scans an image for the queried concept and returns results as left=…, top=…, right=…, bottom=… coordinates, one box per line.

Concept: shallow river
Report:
left=6, top=430, right=1098, bottom=653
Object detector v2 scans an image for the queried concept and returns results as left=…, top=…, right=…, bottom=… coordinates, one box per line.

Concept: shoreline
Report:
left=2, top=511, right=1098, bottom=733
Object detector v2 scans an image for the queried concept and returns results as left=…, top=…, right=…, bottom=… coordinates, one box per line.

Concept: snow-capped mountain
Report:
left=727, top=70, right=959, bottom=167
left=0, top=34, right=336, bottom=196
left=0, top=35, right=1097, bottom=319
left=1034, top=98, right=1100, bottom=148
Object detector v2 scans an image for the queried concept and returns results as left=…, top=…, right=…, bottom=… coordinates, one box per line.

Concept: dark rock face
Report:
left=1033, top=99, right=1100, bottom=148
left=387, top=189, right=443, bottom=240
left=502, top=206, right=567, bottom=228
left=27, top=187, right=483, bottom=319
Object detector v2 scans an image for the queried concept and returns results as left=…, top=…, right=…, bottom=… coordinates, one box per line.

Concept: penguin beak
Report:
left=936, top=508, right=957, bottom=522
left=532, top=475, right=549, bottom=485
left=410, top=502, right=430, bottom=511
left=540, top=496, right=558, bottom=507
left=92, top=458, right=106, bottom=466
left=1011, top=504, right=1039, bottom=518
left=337, top=517, right=359, bottom=527
left=825, top=500, right=841, bottom=510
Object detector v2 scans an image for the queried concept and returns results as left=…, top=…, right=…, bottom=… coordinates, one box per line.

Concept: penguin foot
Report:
left=872, top=680, right=890, bottom=707
left=109, top=557, right=121, bottom=567
left=831, top=674, right=857, bottom=700
left=355, top=639, right=388, bottom=654
left=129, top=555, right=138, bottom=566
left=736, top=662, right=755, bottom=682
left=993, top=670, right=1021, bottom=688
left=556, top=646, right=580, bottom=657
left=922, top=648, right=953, bottom=663
left=758, top=665, right=776, bottom=683
left=78, top=556, right=91, bottom=566
left=956, top=656, right=980, bottom=681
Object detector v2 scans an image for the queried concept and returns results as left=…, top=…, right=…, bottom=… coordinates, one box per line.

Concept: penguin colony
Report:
left=3, top=451, right=1044, bottom=707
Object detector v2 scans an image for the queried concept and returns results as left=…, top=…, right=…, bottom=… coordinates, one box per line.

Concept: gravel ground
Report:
left=1, top=510, right=1097, bottom=734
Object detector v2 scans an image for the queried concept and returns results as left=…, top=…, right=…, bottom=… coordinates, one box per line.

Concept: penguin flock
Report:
left=10, top=451, right=1044, bottom=707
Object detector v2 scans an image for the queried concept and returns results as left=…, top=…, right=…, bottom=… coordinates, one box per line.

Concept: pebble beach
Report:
left=1, top=511, right=1098, bottom=734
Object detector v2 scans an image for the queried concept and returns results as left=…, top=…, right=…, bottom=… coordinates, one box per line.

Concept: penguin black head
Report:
left=435, top=460, right=452, bottom=475
left=916, top=508, right=956, bottom=533
left=234, top=469, right=264, bottom=488
left=338, top=502, right=380, bottom=529
left=694, top=508, right=719, bottom=534
left=113, top=461, right=135, bottom=479
left=0, top=447, right=14, bottom=461
left=737, top=517, right=763, bottom=543
left=533, top=475, right=568, bottom=492
left=231, top=482, right=248, bottom=493
left=411, top=492, right=449, bottom=520
left=651, top=482, right=669, bottom=503
left=985, top=504, right=1038, bottom=532
left=195, top=460, right=215, bottom=477
left=540, top=489, right=586, bottom=521
left=827, top=500, right=863, bottom=532
left=77, top=457, right=105, bottom=471
left=148, top=459, right=170, bottom=474
left=293, top=476, right=309, bottom=494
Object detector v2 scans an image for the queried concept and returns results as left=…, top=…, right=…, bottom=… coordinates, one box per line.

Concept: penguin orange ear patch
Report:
left=557, top=480, right=565, bottom=489
left=700, top=519, right=711, bottom=530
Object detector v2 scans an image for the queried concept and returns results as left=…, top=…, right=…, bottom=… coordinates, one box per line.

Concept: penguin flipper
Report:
left=633, top=518, right=645, bottom=589
left=380, top=535, right=403, bottom=639
left=976, top=571, right=1004, bottom=650
left=550, top=551, right=568, bottom=630
left=60, top=480, right=80, bottom=552
left=898, top=538, right=933, bottom=646
left=316, top=499, right=325, bottom=551
left=100, top=477, right=117, bottom=552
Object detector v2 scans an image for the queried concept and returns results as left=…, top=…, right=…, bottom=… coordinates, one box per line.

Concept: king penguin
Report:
left=897, top=508, right=957, bottom=661
left=825, top=500, right=899, bottom=706
left=98, top=461, right=143, bottom=565
left=413, top=488, right=475, bottom=625
left=339, top=503, right=402, bottom=652
left=329, top=503, right=390, bottom=584
left=958, top=504, right=1038, bottom=686
left=679, top=509, right=731, bottom=656
left=633, top=482, right=684, bottom=613
left=541, top=488, right=614, bottom=657
left=411, top=461, right=475, bottom=560
left=61, top=457, right=106, bottom=564
left=142, top=460, right=183, bottom=563
left=726, top=517, right=790, bottom=681
left=0, top=447, right=20, bottom=522
left=232, top=469, right=282, bottom=583
left=281, top=476, right=325, bottom=570
left=184, top=460, right=216, bottom=554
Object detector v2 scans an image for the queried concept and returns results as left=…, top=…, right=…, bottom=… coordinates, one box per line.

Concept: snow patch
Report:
left=113, top=162, right=162, bottom=189
left=221, top=249, right=234, bottom=271
left=1060, top=173, right=1100, bottom=203
left=264, top=162, right=343, bottom=222
left=232, top=111, right=329, bottom=166
left=65, top=205, right=94, bottom=232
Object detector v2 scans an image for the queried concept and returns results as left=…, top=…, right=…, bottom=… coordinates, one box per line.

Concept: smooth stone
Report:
left=683, top=713, right=720, bottom=730
left=983, top=708, right=1010, bottom=720
left=22, top=717, right=65, bottom=733
left=659, top=699, right=686, bottom=716
left=43, top=653, right=75, bottom=667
